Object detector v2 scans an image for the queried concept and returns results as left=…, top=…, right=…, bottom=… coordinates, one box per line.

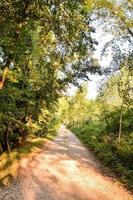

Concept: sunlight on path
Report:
left=0, top=126, right=133, bottom=200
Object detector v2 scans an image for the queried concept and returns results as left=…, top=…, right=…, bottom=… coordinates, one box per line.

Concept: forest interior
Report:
left=0, top=0, right=133, bottom=200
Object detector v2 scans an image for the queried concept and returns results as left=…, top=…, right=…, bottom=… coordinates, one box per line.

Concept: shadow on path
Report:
left=0, top=127, right=133, bottom=200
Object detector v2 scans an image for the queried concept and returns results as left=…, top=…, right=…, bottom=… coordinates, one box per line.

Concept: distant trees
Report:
left=61, top=63, right=133, bottom=190
left=60, top=56, right=132, bottom=143
left=99, top=57, right=133, bottom=143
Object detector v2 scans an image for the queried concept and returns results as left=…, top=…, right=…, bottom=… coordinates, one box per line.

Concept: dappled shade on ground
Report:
left=0, top=138, right=47, bottom=186
left=0, top=127, right=133, bottom=200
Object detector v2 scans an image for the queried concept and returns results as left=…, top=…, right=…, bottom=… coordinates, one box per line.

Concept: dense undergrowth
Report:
left=70, top=122, right=133, bottom=192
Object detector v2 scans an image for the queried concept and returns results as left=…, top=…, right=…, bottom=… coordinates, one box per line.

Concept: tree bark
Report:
left=2, top=126, right=11, bottom=153
left=28, top=115, right=32, bottom=125
left=0, top=143, right=3, bottom=153
left=118, top=101, right=124, bottom=144
left=21, top=129, right=27, bottom=144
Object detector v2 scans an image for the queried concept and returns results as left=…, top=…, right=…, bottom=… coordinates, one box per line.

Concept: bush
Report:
left=70, top=122, right=133, bottom=192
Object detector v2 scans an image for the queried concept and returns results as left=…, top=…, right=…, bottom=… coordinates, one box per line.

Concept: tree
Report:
left=98, top=56, right=133, bottom=143
left=87, top=0, right=133, bottom=72
left=117, top=58, right=133, bottom=143
left=0, top=0, right=101, bottom=152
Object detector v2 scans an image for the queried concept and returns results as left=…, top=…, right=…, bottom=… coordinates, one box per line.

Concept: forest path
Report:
left=0, top=126, right=133, bottom=200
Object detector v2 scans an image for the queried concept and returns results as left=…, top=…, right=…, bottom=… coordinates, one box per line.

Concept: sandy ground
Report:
left=0, top=126, right=133, bottom=200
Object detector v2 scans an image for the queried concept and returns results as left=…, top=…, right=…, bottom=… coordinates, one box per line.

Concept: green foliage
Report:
left=61, top=64, right=133, bottom=191
left=0, top=0, right=101, bottom=153
left=71, top=123, right=133, bottom=191
left=0, top=3, right=132, bottom=188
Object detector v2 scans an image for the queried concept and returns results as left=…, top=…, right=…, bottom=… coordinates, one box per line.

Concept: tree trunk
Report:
left=0, top=143, right=3, bottom=153
left=21, top=131, right=27, bottom=144
left=2, top=126, right=11, bottom=153
left=118, top=101, right=124, bottom=144
left=28, top=115, right=32, bottom=125
left=6, top=127, right=11, bottom=153
left=7, top=138, right=11, bottom=152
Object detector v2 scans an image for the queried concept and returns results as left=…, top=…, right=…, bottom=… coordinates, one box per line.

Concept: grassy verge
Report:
left=0, top=131, right=57, bottom=186
left=70, top=123, right=133, bottom=192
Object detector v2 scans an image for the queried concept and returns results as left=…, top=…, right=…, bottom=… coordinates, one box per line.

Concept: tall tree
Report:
left=0, top=0, right=101, bottom=152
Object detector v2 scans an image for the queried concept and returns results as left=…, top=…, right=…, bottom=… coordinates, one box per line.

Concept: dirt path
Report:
left=0, top=126, right=133, bottom=200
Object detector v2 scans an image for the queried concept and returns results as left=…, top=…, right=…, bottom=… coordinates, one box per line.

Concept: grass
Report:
left=70, top=123, right=133, bottom=193
left=0, top=132, right=57, bottom=186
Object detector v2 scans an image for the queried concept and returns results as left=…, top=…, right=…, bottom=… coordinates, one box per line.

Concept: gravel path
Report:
left=0, top=126, right=133, bottom=200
